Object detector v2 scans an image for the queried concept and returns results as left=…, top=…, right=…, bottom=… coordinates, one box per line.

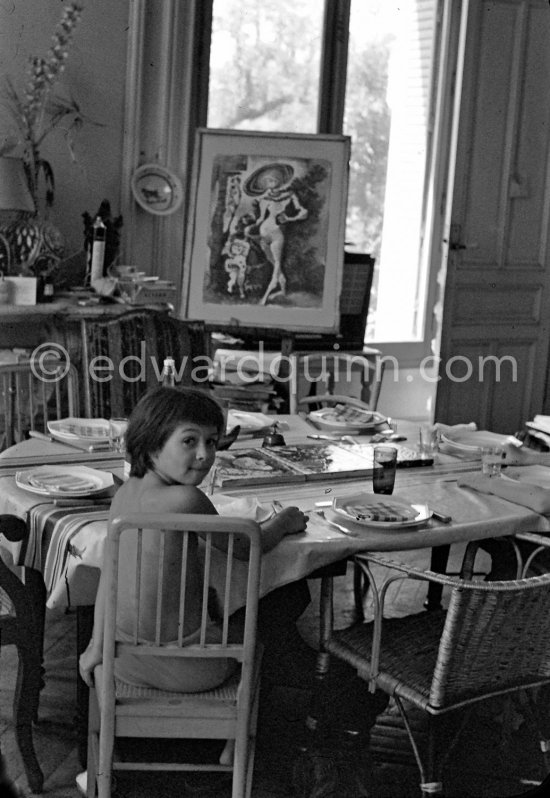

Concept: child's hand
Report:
left=79, top=643, right=102, bottom=688
left=274, top=505, right=309, bottom=535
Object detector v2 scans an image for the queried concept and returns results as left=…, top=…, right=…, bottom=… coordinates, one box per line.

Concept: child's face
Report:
left=151, top=422, right=219, bottom=486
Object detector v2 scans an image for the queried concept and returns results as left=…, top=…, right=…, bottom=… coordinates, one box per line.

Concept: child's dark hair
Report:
left=126, top=386, right=225, bottom=477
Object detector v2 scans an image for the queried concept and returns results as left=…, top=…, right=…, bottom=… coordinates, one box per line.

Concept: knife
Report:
left=430, top=508, right=452, bottom=524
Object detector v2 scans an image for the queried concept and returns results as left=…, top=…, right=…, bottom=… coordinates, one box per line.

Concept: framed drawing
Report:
left=183, top=129, right=350, bottom=332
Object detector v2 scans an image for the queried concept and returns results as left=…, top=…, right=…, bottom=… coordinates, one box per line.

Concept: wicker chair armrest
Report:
left=353, top=552, right=469, bottom=588
left=353, top=552, right=550, bottom=594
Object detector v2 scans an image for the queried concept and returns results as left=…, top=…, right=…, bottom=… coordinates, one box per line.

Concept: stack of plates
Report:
left=307, top=406, right=386, bottom=434
left=48, top=418, right=111, bottom=448
left=439, top=428, right=509, bottom=457
left=15, top=465, right=113, bottom=498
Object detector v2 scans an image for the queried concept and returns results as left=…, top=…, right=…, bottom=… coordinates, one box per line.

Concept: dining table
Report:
left=2, top=412, right=550, bottom=764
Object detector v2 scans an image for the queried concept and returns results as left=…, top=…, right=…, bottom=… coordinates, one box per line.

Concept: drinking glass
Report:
left=372, top=445, right=398, bottom=494
left=109, top=417, right=128, bottom=454
left=481, top=446, right=504, bottom=477
left=419, top=425, right=439, bottom=457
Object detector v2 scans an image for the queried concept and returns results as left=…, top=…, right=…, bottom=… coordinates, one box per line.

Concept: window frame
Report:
left=123, top=0, right=463, bottom=372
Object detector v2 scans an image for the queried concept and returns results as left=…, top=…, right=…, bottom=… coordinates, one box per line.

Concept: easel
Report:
left=204, top=252, right=380, bottom=412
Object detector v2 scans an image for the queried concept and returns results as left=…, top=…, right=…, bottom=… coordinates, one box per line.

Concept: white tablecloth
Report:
left=2, top=421, right=550, bottom=614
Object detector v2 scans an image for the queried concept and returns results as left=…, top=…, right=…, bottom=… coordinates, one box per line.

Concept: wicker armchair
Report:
left=324, top=550, right=550, bottom=796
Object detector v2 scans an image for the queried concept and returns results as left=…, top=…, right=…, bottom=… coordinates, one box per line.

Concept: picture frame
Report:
left=183, top=129, right=350, bottom=332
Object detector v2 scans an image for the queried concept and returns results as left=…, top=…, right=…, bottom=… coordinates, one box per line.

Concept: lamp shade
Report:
left=0, top=156, right=35, bottom=212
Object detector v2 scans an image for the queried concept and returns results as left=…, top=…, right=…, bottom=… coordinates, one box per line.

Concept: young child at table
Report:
left=78, top=386, right=309, bottom=760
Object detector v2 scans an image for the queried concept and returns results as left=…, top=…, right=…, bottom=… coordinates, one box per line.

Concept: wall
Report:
left=0, top=0, right=129, bottom=258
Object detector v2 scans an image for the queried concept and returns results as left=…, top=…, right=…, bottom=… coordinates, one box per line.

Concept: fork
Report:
left=315, top=510, right=358, bottom=538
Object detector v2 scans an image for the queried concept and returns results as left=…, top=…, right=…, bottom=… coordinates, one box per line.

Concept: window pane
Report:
left=345, top=0, right=438, bottom=343
left=208, top=0, right=324, bottom=133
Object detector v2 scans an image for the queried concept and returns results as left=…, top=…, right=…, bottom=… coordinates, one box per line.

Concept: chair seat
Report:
left=113, top=669, right=241, bottom=704
left=327, top=611, right=446, bottom=711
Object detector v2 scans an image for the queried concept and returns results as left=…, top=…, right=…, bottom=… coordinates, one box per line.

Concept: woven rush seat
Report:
left=327, top=610, right=446, bottom=709
left=108, top=668, right=243, bottom=705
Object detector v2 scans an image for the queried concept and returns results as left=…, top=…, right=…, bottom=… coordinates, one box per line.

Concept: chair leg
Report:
left=424, top=545, right=450, bottom=611
left=24, top=567, right=47, bottom=716
left=353, top=561, right=366, bottom=622
left=14, top=640, right=44, bottom=793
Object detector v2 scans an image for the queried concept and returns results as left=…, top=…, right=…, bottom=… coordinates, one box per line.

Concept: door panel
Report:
left=435, top=0, right=550, bottom=432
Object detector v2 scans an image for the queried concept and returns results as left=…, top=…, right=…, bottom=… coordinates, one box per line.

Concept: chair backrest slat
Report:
left=177, top=531, right=189, bottom=646
left=133, top=529, right=143, bottom=644
left=154, top=532, right=166, bottom=646
left=200, top=533, right=213, bottom=647
left=105, top=513, right=261, bottom=667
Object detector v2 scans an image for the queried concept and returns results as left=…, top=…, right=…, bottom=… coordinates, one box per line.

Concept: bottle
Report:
left=0, top=271, right=10, bottom=304
left=89, top=215, right=106, bottom=284
left=161, top=356, right=177, bottom=387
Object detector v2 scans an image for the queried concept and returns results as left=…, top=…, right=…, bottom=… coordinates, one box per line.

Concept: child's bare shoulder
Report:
left=143, top=483, right=216, bottom=514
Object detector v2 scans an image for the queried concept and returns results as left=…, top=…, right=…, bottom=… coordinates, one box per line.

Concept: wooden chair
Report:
left=322, top=550, right=550, bottom=796
left=289, top=353, right=385, bottom=415
left=79, top=310, right=202, bottom=418
left=87, top=513, right=263, bottom=798
left=0, top=515, right=44, bottom=793
left=0, top=357, right=79, bottom=450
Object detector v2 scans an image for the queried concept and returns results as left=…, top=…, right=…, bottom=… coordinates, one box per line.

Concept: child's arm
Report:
left=258, top=506, right=308, bottom=553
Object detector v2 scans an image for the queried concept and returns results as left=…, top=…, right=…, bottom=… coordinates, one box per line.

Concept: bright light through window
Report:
left=345, top=1, right=437, bottom=343
left=208, top=0, right=323, bottom=133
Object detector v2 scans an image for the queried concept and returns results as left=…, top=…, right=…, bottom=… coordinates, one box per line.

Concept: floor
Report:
left=1, top=545, right=548, bottom=797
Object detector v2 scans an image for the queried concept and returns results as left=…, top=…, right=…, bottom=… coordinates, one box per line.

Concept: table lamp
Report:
left=0, top=156, right=36, bottom=274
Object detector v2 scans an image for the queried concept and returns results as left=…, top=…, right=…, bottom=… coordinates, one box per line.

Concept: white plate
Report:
left=16, top=465, right=114, bottom=498
left=308, top=407, right=387, bottom=433
left=440, top=429, right=509, bottom=455
left=332, top=493, right=431, bottom=529
left=226, top=410, right=273, bottom=434
left=48, top=418, right=110, bottom=443
left=131, top=164, right=184, bottom=216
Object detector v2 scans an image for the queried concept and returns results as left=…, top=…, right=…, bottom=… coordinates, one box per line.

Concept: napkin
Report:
left=211, top=494, right=272, bottom=522
left=433, top=421, right=478, bottom=433
left=457, top=473, right=550, bottom=515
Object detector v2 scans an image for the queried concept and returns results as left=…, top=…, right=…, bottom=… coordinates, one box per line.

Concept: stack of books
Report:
left=210, top=348, right=282, bottom=412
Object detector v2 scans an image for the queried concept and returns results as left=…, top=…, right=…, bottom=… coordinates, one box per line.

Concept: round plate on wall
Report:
left=131, top=164, right=184, bottom=216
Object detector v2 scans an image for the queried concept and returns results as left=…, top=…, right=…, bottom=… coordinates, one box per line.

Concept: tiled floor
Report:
left=1, top=546, right=548, bottom=797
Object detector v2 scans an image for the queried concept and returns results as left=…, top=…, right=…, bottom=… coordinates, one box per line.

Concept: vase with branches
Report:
left=0, top=2, right=100, bottom=281
left=0, top=2, right=86, bottom=210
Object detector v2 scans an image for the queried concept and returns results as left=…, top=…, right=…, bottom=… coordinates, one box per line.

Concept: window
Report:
left=208, top=0, right=441, bottom=355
